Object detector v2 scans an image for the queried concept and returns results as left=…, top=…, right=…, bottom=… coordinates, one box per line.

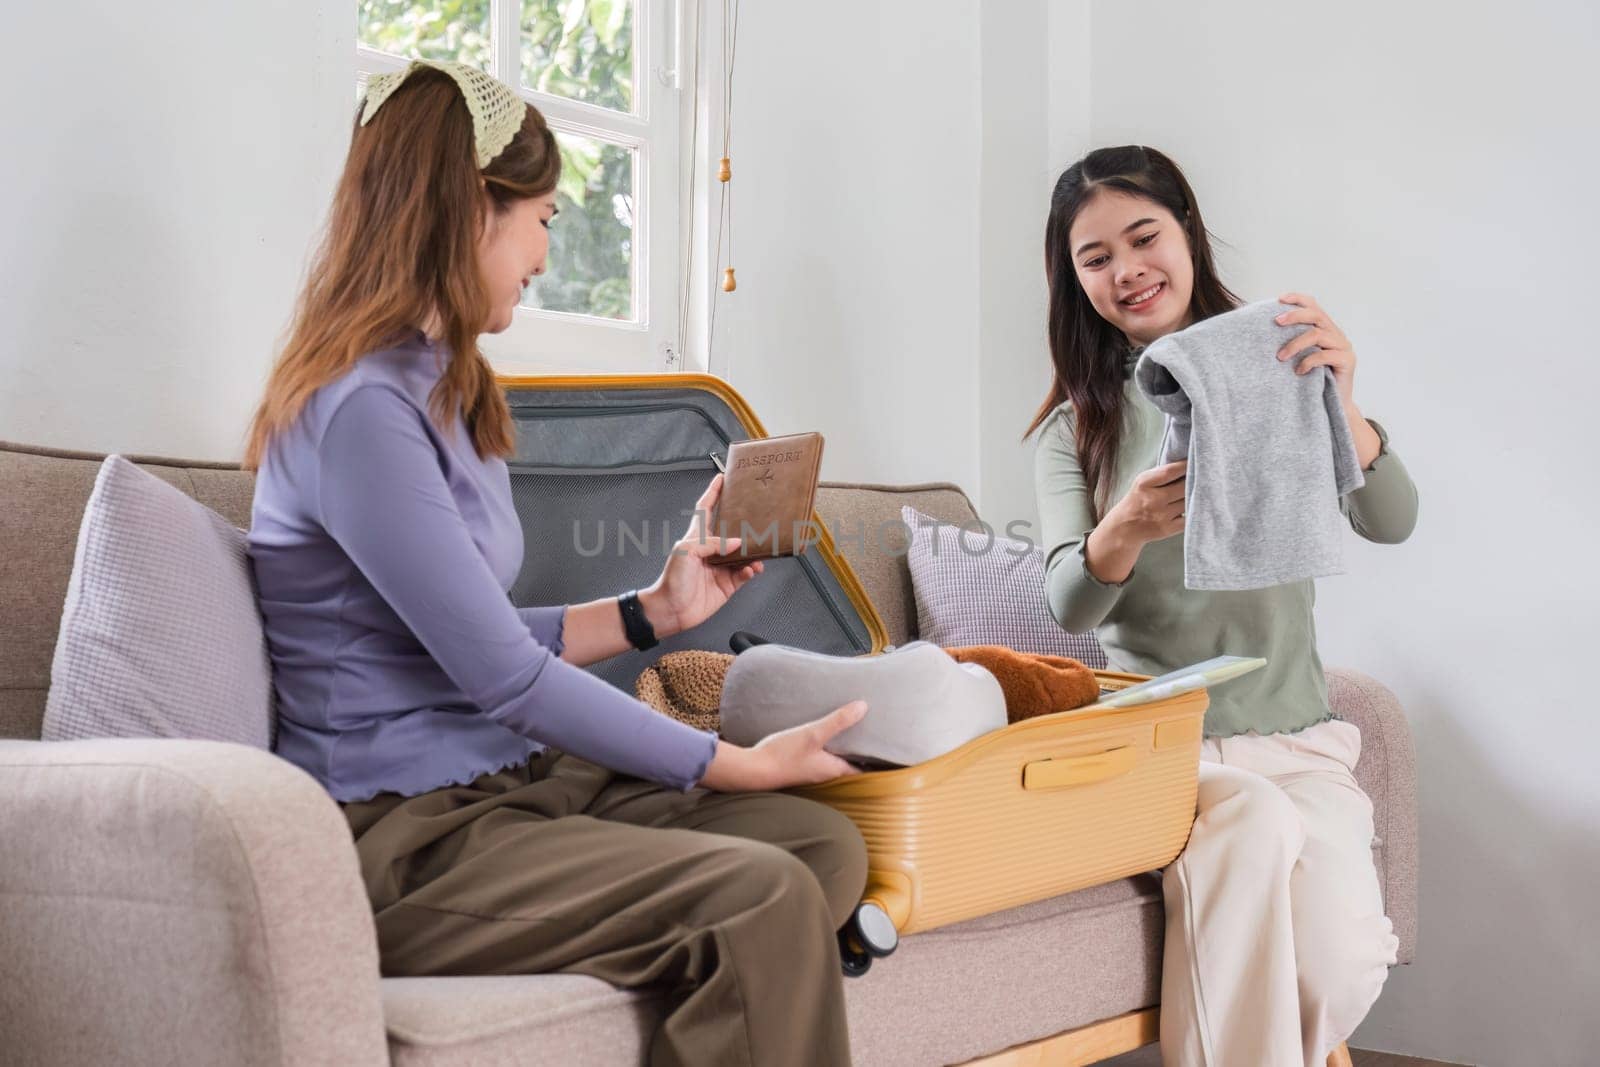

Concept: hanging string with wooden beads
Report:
left=713, top=0, right=739, bottom=305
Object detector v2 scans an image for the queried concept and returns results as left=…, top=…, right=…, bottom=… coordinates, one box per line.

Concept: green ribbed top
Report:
left=1033, top=347, right=1419, bottom=737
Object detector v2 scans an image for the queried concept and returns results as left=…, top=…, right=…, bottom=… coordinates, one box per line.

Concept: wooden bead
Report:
left=721, top=267, right=737, bottom=292
left=718, top=156, right=732, bottom=182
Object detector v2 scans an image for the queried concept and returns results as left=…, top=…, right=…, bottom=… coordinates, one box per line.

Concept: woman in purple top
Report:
left=243, top=61, right=867, bottom=1067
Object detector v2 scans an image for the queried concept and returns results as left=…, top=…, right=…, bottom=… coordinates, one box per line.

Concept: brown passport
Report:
left=706, top=432, right=825, bottom=567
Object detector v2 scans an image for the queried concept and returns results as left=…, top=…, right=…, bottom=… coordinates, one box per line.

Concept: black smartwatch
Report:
left=617, top=590, right=659, bottom=651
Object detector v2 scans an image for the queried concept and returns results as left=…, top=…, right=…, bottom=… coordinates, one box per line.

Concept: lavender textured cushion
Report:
left=42, top=456, right=274, bottom=748
left=901, top=505, right=1108, bottom=669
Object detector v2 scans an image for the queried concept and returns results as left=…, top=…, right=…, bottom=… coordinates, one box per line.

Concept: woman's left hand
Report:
left=1275, top=292, right=1358, bottom=410
left=642, top=474, right=763, bottom=637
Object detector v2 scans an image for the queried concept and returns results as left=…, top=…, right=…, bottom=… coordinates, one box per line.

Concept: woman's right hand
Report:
left=1106, top=459, right=1188, bottom=547
left=1082, top=459, right=1187, bottom=585
left=698, top=701, right=868, bottom=792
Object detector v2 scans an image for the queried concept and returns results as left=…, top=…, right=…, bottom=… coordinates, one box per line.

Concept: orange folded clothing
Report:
left=943, top=645, right=1100, bottom=723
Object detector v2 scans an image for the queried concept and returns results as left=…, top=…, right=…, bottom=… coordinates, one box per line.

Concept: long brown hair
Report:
left=242, top=67, right=561, bottom=470
left=1023, top=145, right=1240, bottom=518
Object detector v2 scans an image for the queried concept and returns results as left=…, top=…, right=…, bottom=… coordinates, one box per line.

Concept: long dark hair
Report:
left=1024, top=145, right=1240, bottom=518
left=244, top=67, right=561, bottom=470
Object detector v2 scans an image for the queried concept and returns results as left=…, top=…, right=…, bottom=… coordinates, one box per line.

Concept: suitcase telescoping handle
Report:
left=1022, top=745, right=1138, bottom=790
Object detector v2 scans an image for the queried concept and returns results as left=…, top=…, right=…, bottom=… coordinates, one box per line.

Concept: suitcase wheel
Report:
left=850, top=901, right=899, bottom=959
left=838, top=928, right=873, bottom=978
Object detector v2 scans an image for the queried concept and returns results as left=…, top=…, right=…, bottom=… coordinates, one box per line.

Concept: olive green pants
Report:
left=341, top=749, right=868, bottom=1067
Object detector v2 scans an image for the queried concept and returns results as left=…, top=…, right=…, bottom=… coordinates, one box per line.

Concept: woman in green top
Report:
left=1029, top=145, right=1418, bottom=1067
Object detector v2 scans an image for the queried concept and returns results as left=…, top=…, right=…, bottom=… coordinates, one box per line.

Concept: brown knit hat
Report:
left=634, top=650, right=735, bottom=733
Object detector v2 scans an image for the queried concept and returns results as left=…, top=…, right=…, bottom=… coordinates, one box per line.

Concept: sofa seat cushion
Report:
left=379, top=873, right=1163, bottom=1067
left=382, top=973, right=666, bottom=1067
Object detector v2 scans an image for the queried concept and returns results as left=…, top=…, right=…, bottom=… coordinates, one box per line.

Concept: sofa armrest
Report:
left=1326, top=668, right=1419, bottom=964
left=0, top=738, right=388, bottom=1066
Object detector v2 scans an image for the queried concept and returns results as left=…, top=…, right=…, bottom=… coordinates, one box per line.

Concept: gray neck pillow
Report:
left=719, top=641, right=1007, bottom=768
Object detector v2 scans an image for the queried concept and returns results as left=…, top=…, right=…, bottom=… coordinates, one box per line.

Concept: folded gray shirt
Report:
left=1133, top=300, right=1364, bottom=591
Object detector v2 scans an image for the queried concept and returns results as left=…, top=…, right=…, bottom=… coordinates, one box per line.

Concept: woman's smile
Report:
left=1121, top=281, right=1166, bottom=312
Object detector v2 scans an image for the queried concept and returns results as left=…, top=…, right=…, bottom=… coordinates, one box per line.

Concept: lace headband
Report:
left=361, top=60, right=525, bottom=169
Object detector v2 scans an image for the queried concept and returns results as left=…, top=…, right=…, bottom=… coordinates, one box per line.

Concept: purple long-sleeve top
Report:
left=247, top=333, right=719, bottom=802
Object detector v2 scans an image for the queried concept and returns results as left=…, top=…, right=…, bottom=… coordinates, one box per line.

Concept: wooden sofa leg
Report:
left=1327, top=1041, right=1353, bottom=1067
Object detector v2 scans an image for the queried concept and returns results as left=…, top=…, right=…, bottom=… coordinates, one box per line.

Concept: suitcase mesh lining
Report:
left=505, top=399, right=873, bottom=691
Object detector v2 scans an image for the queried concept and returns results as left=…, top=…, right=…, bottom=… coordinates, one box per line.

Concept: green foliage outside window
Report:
left=358, top=0, right=493, bottom=69
left=523, top=0, right=634, bottom=113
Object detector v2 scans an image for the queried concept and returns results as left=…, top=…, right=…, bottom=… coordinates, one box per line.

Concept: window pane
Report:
left=522, top=0, right=634, bottom=113
left=359, top=0, right=492, bottom=69
left=524, top=132, right=634, bottom=321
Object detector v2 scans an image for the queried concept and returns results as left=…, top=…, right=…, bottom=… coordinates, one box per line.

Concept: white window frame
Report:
left=355, top=0, right=682, bottom=373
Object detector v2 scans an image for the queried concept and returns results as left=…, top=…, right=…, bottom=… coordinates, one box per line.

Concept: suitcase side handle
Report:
left=1022, top=746, right=1138, bottom=790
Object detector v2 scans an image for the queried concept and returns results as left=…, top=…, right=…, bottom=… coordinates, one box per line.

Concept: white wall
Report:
left=709, top=0, right=1064, bottom=525
left=0, top=2, right=353, bottom=460
left=970, top=0, right=1092, bottom=538
left=706, top=0, right=984, bottom=491
left=977, top=0, right=1052, bottom=535
left=1085, top=2, right=1600, bottom=1063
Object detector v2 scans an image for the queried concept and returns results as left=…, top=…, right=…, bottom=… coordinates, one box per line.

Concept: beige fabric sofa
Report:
left=0, top=440, right=1418, bottom=1066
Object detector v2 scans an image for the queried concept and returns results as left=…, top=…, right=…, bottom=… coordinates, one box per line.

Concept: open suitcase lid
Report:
left=498, top=373, right=889, bottom=691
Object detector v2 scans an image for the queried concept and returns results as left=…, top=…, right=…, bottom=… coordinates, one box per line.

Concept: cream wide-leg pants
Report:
left=1159, top=718, right=1400, bottom=1067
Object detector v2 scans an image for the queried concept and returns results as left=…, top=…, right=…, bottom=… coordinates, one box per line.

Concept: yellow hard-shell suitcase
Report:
left=798, top=673, right=1204, bottom=965
left=494, top=373, right=1204, bottom=971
